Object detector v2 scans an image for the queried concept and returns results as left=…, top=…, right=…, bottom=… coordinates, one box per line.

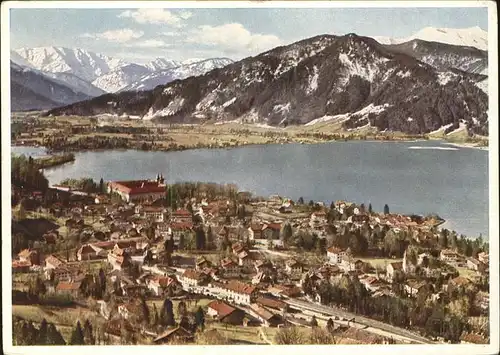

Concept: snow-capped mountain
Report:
left=14, top=47, right=128, bottom=82
left=181, top=58, right=205, bottom=65
left=10, top=51, right=35, bottom=68
left=145, top=58, right=181, bottom=71
left=11, top=61, right=92, bottom=111
left=386, top=39, right=488, bottom=75
left=120, top=58, right=234, bottom=92
left=47, top=34, right=488, bottom=136
left=374, top=26, right=488, bottom=51
left=92, top=63, right=152, bottom=93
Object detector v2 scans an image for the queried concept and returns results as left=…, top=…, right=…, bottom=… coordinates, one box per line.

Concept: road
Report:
left=284, top=298, right=434, bottom=344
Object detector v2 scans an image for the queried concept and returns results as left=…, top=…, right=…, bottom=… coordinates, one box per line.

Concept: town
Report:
left=11, top=160, right=490, bottom=345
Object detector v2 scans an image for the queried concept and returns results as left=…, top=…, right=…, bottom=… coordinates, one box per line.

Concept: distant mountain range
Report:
left=12, top=26, right=489, bottom=136
left=46, top=33, right=488, bottom=136
left=374, top=26, right=488, bottom=51
left=10, top=47, right=235, bottom=110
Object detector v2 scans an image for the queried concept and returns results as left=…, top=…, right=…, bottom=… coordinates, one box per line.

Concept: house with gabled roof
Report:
left=147, top=276, right=182, bottom=296
left=44, top=254, right=65, bottom=270
left=220, top=280, right=257, bottom=305
left=249, top=304, right=283, bottom=327
left=206, top=300, right=245, bottom=325
left=77, top=244, right=108, bottom=261
left=179, top=268, right=209, bottom=288
left=386, top=261, right=403, bottom=281
left=18, top=249, right=40, bottom=266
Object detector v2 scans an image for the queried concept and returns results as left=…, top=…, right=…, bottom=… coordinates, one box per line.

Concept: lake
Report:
left=12, top=140, right=489, bottom=238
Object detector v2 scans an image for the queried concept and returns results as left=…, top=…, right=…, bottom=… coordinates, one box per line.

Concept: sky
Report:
left=9, top=6, right=489, bottom=64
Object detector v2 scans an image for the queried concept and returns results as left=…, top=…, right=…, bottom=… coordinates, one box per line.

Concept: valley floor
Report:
left=14, top=114, right=482, bottom=154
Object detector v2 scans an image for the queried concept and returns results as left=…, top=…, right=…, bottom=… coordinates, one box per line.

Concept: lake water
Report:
left=11, top=140, right=489, bottom=238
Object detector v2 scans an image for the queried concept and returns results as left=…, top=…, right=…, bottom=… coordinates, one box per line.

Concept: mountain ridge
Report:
left=45, top=33, right=488, bottom=136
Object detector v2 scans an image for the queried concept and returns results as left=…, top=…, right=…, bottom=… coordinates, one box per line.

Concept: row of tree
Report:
left=13, top=318, right=65, bottom=345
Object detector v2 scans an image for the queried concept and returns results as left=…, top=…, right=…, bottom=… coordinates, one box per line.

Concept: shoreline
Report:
left=442, top=142, right=489, bottom=151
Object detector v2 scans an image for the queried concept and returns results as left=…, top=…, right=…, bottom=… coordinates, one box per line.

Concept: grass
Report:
left=456, top=266, right=479, bottom=280
left=359, top=257, right=403, bottom=269
left=12, top=304, right=100, bottom=327
left=205, top=321, right=278, bottom=344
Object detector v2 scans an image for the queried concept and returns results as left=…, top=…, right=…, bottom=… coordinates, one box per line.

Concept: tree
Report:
left=37, top=318, right=49, bottom=345
left=152, top=303, right=160, bottom=326
left=237, top=204, right=246, bottom=220
left=98, top=268, right=106, bottom=296
left=439, top=229, right=449, bottom=249
left=178, top=233, right=186, bottom=250
left=274, top=326, right=305, bottom=344
left=298, top=197, right=304, bottom=205
left=280, top=223, right=293, bottom=245
left=83, top=319, right=95, bottom=345
left=195, top=227, right=206, bottom=250
left=368, top=203, right=373, bottom=214
left=194, top=306, right=205, bottom=331
left=160, top=298, right=176, bottom=327
left=69, top=320, right=85, bottom=345
left=206, top=226, right=215, bottom=250
left=310, top=315, right=318, bottom=327
left=34, top=276, right=47, bottom=295
left=177, top=301, right=188, bottom=319
left=47, top=323, right=66, bottom=345
left=326, top=318, right=335, bottom=333
left=139, top=296, right=150, bottom=325
left=164, top=237, right=174, bottom=266
left=384, top=204, right=390, bottom=215
left=99, top=178, right=105, bottom=194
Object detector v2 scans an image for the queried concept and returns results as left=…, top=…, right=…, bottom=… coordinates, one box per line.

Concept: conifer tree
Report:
left=195, top=306, right=205, bottom=331
left=160, top=298, right=176, bottom=327
left=37, top=318, right=49, bottom=345
left=152, top=303, right=160, bottom=326
left=384, top=204, right=390, bottom=215
left=47, top=323, right=66, bottom=345
left=69, top=321, right=85, bottom=345
left=83, top=319, right=95, bottom=345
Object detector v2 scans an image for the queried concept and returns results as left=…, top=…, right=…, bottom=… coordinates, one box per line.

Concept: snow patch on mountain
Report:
left=92, top=64, right=151, bottom=92
left=222, top=97, right=236, bottom=108
left=306, top=103, right=391, bottom=126
left=338, top=51, right=388, bottom=82
left=437, top=71, right=458, bottom=85
left=475, top=78, right=488, bottom=94
left=306, top=66, right=319, bottom=94
left=145, top=58, right=181, bottom=71
left=374, top=26, right=487, bottom=51
left=120, top=58, right=234, bottom=92
left=15, top=47, right=128, bottom=82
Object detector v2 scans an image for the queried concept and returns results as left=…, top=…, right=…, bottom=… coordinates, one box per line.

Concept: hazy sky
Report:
left=9, top=6, right=489, bottom=63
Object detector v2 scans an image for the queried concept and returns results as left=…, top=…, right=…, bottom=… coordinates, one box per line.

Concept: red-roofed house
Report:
left=44, top=255, right=65, bottom=270
left=171, top=209, right=192, bottom=222
left=221, top=280, right=257, bottom=305
left=77, top=244, right=108, bottom=261
left=206, top=300, right=245, bottom=325
left=56, top=281, right=83, bottom=296
left=179, top=268, right=209, bottom=287
left=147, top=276, right=182, bottom=296
left=108, top=179, right=166, bottom=203
left=220, top=258, right=240, bottom=277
